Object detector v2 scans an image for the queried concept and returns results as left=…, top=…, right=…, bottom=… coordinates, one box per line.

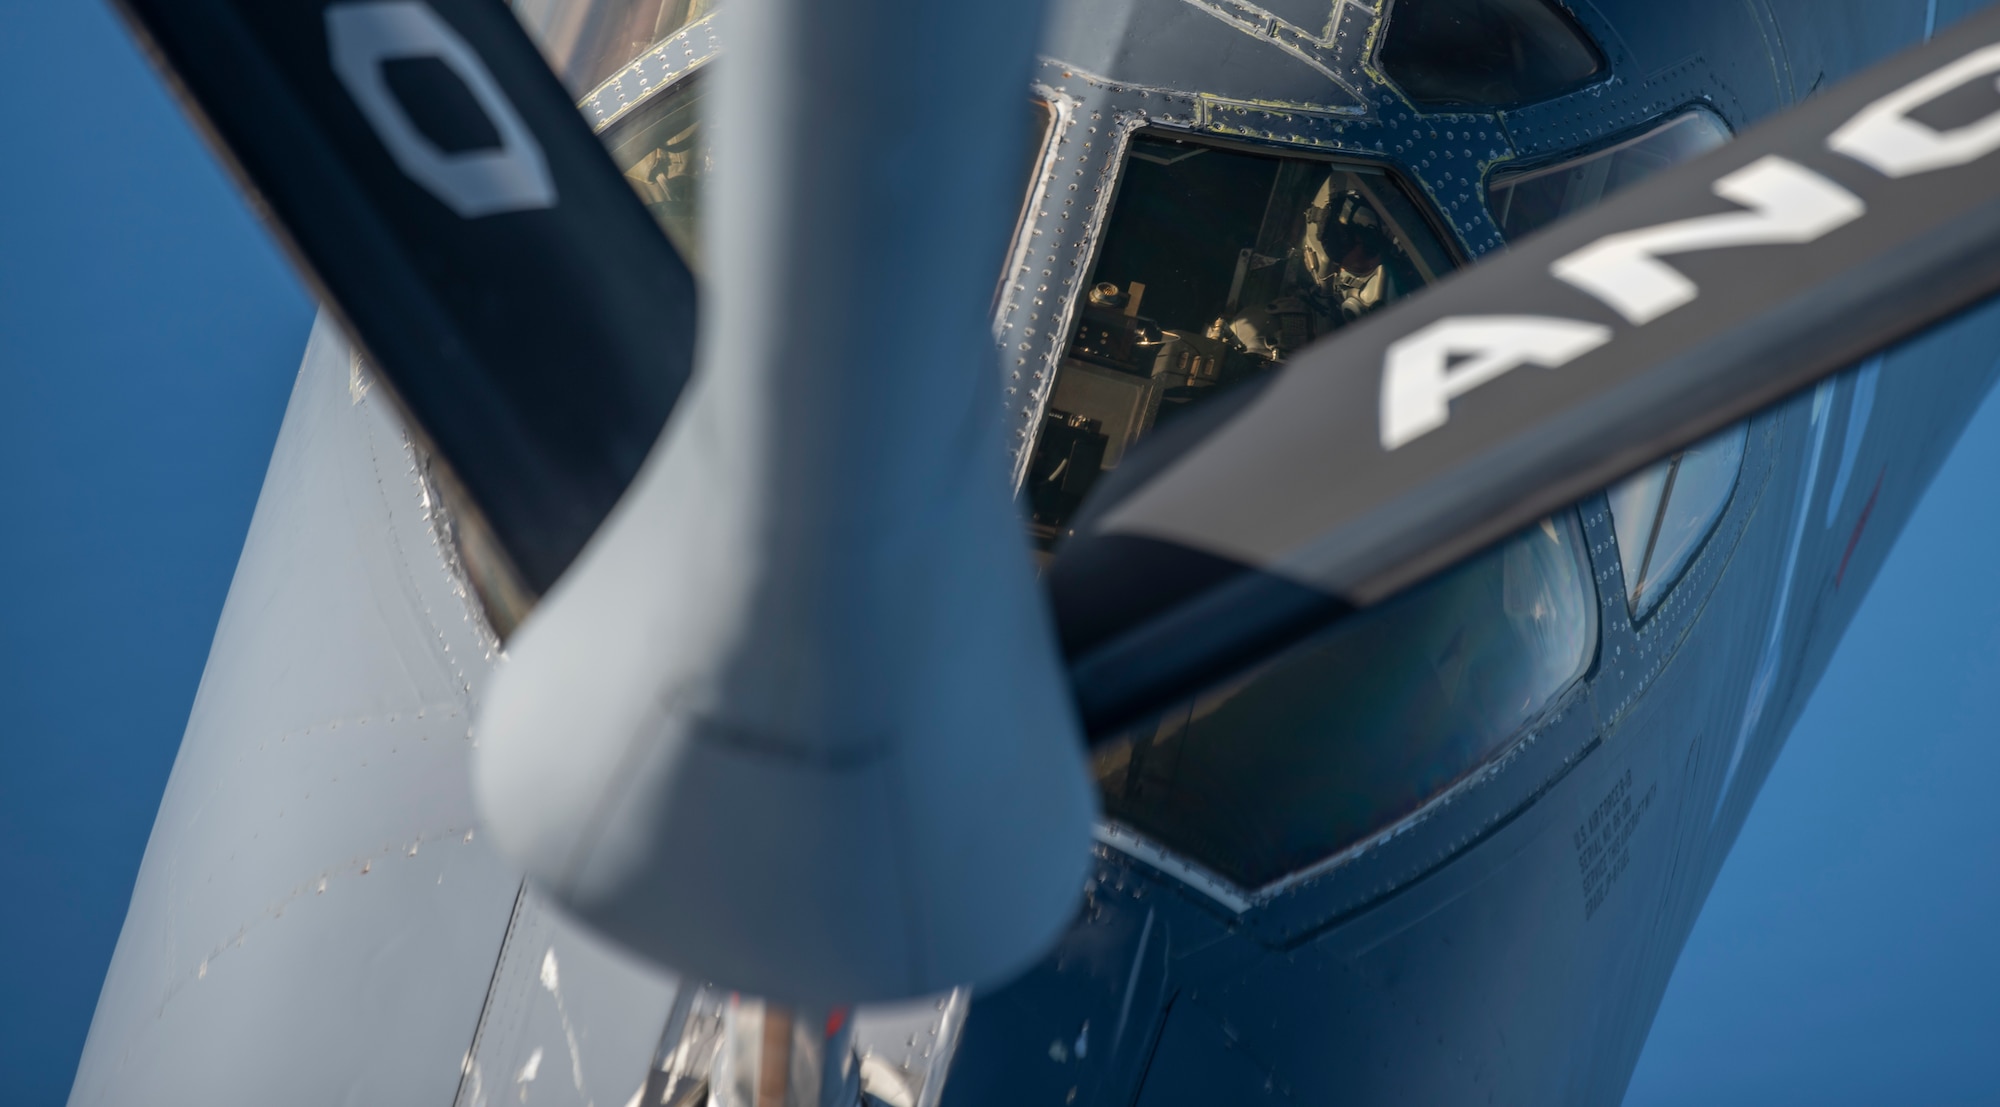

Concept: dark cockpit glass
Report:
left=1027, top=133, right=1454, bottom=547
left=1378, top=0, right=1605, bottom=108
left=1093, top=515, right=1597, bottom=889
left=1608, top=422, right=1747, bottom=619
left=601, top=75, right=711, bottom=271
left=1487, top=108, right=1732, bottom=241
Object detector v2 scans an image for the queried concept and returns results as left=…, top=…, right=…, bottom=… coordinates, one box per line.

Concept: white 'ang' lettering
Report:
left=1831, top=42, right=2000, bottom=177
left=1377, top=38, right=2000, bottom=450
left=1379, top=317, right=1612, bottom=450
left=1549, top=156, right=1864, bottom=326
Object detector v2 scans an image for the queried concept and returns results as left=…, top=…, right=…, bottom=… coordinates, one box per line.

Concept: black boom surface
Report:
left=113, top=0, right=698, bottom=594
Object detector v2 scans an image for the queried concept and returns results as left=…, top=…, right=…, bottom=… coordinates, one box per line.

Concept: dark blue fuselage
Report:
left=948, top=2, right=2000, bottom=1102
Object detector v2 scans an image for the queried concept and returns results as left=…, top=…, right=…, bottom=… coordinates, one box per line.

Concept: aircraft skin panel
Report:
left=65, top=315, right=1018, bottom=1107
left=69, top=317, right=527, bottom=1105
left=942, top=303, right=2000, bottom=1107
left=453, top=885, right=682, bottom=1107
left=1701, top=312, right=2000, bottom=834
left=1608, top=312, right=2000, bottom=1100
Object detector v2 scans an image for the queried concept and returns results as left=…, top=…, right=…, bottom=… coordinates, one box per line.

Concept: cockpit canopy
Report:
left=1378, top=0, right=1607, bottom=108
left=1093, top=514, right=1596, bottom=889
left=1027, top=132, right=1456, bottom=547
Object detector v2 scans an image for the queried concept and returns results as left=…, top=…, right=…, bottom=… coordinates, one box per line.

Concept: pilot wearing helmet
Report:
left=1228, top=179, right=1400, bottom=360
left=1304, top=185, right=1399, bottom=323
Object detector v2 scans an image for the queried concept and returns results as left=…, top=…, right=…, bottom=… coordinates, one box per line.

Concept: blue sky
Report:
left=3, top=3, right=1998, bottom=1105
left=0, top=5, right=313, bottom=1103
left=1624, top=406, right=2000, bottom=1100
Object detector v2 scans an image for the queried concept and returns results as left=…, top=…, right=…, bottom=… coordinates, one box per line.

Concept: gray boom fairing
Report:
left=473, top=0, right=1098, bottom=1007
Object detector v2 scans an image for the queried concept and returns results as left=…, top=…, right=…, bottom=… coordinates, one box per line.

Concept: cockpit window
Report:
left=1607, top=423, right=1747, bottom=620
left=1378, top=0, right=1605, bottom=109
left=1488, top=108, right=1732, bottom=241
left=511, top=0, right=716, bottom=97
left=602, top=87, right=1047, bottom=282
left=1093, top=514, right=1596, bottom=889
left=601, top=74, right=710, bottom=271
left=1027, top=133, right=1455, bottom=546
